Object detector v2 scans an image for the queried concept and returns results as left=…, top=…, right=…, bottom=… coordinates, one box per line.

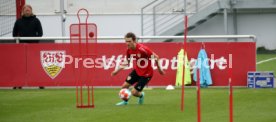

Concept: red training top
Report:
left=126, top=43, right=154, bottom=77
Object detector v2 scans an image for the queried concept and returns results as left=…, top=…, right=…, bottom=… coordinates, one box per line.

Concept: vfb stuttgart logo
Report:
left=40, top=51, right=65, bottom=79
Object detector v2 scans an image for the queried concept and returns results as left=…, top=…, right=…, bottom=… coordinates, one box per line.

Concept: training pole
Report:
left=228, top=54, right=233, bottom=122
left=197, top=69, right=201, bottom=122
left=181, top=15, right=188, bottom=112
left=229, top=77, right=233, bottom=122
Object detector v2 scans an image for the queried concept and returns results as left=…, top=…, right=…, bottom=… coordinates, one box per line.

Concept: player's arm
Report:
left=111, top=56, right=130, bottom=76
left=152, top=52, right=165, bottom=75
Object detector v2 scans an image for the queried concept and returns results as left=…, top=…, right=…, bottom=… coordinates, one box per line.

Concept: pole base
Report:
left=76, top=105, right=95, bottom=108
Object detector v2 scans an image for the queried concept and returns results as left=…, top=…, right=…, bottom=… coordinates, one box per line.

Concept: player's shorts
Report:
left=125, top=70, right=152, bottom=92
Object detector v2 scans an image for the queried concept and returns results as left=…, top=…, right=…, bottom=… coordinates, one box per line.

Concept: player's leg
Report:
left=116, top=70, right=139, bottom=106
left=132, top=77, right=151, bottom=104
left=131, top=89, right=145, bottom=105
left=121, top=82, right=131, bottom=89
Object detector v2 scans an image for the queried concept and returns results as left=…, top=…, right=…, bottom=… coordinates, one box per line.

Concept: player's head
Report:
left=21, top=4, right=33, bottom=17
left=125, top=32, right=137, bottom=49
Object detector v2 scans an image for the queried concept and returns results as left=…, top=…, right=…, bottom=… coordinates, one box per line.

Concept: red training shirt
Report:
left=126, top=43, right=154, bottom=77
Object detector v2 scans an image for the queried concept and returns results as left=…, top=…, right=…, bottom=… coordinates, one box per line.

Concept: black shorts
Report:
left=125, top=70, right=152, bottom=92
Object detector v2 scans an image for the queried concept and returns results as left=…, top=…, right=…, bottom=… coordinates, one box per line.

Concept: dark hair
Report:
left=125, top=32, right=136, bottom=41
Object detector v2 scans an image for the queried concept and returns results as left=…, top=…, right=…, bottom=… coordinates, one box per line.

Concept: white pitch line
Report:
left=257, top=57, right=276, bottom=65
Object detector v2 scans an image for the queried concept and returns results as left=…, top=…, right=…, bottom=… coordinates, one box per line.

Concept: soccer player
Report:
left=111, top=32, right=165, bottom=106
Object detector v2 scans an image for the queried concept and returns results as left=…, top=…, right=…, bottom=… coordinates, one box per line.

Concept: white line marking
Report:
left=257, top=57, right=276, bottom=65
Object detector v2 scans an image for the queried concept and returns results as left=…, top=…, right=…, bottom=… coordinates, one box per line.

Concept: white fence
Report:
left=0, top=35, right=256, bottom=43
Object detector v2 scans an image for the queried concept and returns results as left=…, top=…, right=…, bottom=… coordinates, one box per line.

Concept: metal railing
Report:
left=141, top=0, right=218, bottom=36
left=0, top=35, right=257, bottom=43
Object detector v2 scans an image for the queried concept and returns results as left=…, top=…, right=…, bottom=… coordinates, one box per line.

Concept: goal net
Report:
left=0, top=0, right=16, bottom=36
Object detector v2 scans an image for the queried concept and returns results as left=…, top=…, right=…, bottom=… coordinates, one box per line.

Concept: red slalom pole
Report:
left=80, top=83, right=83, bottom=106
left=228, top=53, right=233, bottom=122
left=92, top=85, right=95, bottom=107
left=197, top=69, right=201, bottom=122
left=226, top=42, right=233, bottom=121
left=181, top=15, right=188, bottom=112
left=229, top=78, right=233, bottom=122
left=88, top=85, right=90, bottom=106
left=76, top=86, right=79, bottom=106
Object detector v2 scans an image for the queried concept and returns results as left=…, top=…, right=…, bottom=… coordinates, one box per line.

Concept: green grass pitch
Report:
left=257, top=54, right=276, bottom=74
left=1, top=88, right=276, bottom=122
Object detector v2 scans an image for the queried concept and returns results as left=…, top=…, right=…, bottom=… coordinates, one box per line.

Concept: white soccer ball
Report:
left=119, top=88, right=131, bottom=101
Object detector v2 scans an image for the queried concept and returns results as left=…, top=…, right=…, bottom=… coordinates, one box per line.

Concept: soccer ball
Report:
left=119, top=88, right=131, bottom=101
